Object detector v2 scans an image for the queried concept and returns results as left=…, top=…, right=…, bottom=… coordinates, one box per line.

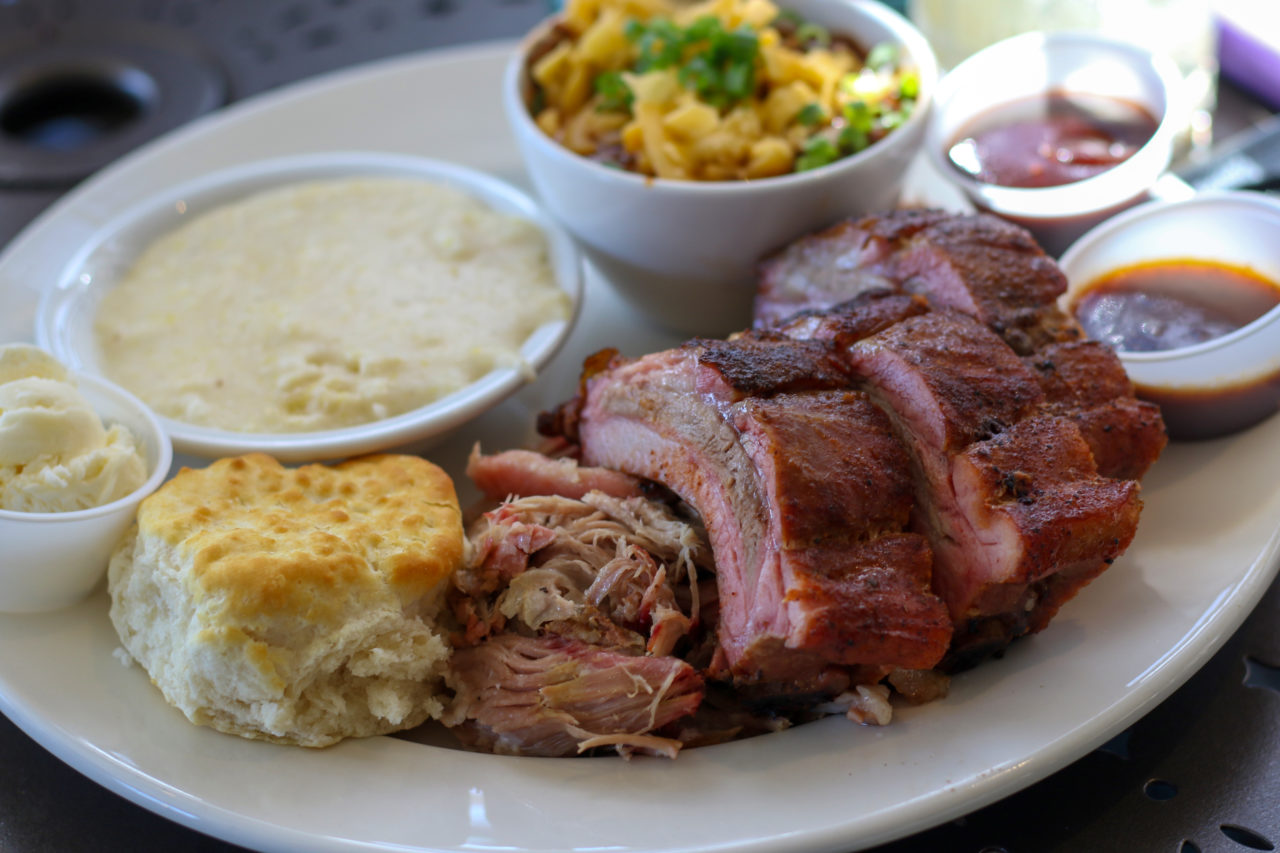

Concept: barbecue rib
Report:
left=756, top=210, right=1081, bottom=354
left=561, top=336, right=953, bottom=686
left=541, top=212, right=1162, bottom=684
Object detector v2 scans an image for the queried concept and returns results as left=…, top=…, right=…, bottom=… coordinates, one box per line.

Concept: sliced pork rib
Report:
left=571, top=337, right=952, bottom=685
left=1024, top=341, right=1167, bottom=480
left=550, top=297, right=1151, bottom=677
left=753, top=208, right=951, bottom=328
left=755, top=209, right=1081, bottom=354
left=794, top=309, right=1142, bottom=654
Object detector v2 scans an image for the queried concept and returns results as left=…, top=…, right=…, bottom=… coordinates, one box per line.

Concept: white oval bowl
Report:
left=504, top=0, right=938, bottom=336
left=0, top=371, right=172, bottom=613
left=1058, top=190, right=1280, bottom=439
left=35, top=151, right=584, bottom=462
left=925, top=30, right=1182, bottom=256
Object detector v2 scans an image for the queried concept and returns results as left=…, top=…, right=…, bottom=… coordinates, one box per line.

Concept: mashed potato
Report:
left=94, top=177, right=569, bottom=434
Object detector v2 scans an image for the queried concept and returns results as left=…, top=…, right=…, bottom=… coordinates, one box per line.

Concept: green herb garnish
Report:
left=843, top=100, right=874, bottom=133
left=796, top=136, right=840, bottom=171
left=624, top=14, right=760, bottom=109
left=795, top=21, right=830, bottom=47
left=898, top=70, right=920, bottom=100
left=594, top=69, right=634, bottom=112
left=795, top=103, right=825, bottom=127
left=627, top=18, right=685, bottom=72
left=837, top=124, right=870, bottom=154
left=865, top=42, right=899, bottom=71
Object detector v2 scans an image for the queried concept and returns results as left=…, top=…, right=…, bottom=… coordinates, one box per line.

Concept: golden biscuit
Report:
left=109, top=452, right=462, bottom=747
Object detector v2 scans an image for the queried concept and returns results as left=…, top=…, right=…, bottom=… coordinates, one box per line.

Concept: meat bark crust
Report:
left=547, top=306, right=1153, bottom=679
left=572, top=340, right=952, bottom=685
left=755, top=209, right=1081, bottom=354
left=539, top=210, right=1162, bottom=695
left=797, top=308, right=1144, bottom=653
left=1024, top=341, right=1167, bottom=481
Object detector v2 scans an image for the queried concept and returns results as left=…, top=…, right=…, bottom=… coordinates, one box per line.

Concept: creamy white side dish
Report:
left=93, top=177, right=569, bottom=433
left=0, top=344, right=148, bottom=513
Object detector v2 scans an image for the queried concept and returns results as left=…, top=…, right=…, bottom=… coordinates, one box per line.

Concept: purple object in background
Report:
left=1217, top=3, right=1280, bottom=110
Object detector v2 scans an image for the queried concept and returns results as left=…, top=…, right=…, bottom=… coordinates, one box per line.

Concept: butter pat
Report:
left=0, top=345, right=148, bottom=513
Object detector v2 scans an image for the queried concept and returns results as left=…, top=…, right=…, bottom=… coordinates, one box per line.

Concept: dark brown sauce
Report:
left=948, top=90, right=1158, bottom=189
left=1073, top=260, right=1280, bottom=352
left=1073, top=259, right=1280, bottom=440
left=1139, top=371, right=1280, bottom=441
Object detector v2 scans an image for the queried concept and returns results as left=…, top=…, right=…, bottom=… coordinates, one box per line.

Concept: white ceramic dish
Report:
left=925, top=31, right=1181, bottom=256
left=505, top=0, right=937, bottom=336
left=0, top=42, right=1278, bottom=853
left=34, top=151, right=584, bottom=463
left=1058, top=190, right=1280, bottom=440
left=0, top=370, right=172, bottom=613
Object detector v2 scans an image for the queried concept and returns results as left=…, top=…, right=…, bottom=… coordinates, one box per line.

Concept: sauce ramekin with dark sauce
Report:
left=1069, top=258, right=1280, bottom=440
left=947, top=90, right=1159, bottom=190
left=926, top=32, right=1179, bottom=256
left=1074, top=259, right=1280, bottom=353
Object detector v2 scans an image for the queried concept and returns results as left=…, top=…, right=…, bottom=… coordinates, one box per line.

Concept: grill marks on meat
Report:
left=575, top=339, right=952, bottom=684
left=446, top=490, right=712, bottom=756
left=755, top=210, right=1081, bottom=355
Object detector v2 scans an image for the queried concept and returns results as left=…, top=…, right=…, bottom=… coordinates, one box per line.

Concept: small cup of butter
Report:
left=0, top=345, right=171, bottom=612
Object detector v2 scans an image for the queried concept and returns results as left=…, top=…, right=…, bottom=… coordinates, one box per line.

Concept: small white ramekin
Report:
left=925, top=30, right=1183, bottom=257
left=0, top=372, right=172, bottom=612
left=504, top=0, right=938, bottom=336
left=1058, top=191, right=1280, bottom=440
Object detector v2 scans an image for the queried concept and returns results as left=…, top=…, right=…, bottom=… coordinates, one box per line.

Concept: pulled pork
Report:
left=444, top=488, right=714, bottom=757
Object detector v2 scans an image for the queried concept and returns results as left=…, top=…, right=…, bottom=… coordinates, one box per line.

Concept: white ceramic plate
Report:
left=0, top=42, right=1278, bottom=853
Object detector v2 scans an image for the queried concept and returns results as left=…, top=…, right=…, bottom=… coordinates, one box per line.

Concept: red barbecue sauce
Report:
left=1073, top=259, right=1280, bottom=440
left=947, top=90, right=1158, bottom=188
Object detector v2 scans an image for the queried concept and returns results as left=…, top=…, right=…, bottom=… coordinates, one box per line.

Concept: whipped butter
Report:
left=0, top=345, right=148, bottom=513
left=93, top=177, right=569, bottom=433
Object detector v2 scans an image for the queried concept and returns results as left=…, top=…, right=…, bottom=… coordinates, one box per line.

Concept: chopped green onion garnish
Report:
left=795, top=21, right=830, bottom=47
left=625, top=14, right=760, bottom=109
left=899, top=70, right=920, bottom=100
left=796, top=136, right=839, bottom=171
left=865, top=42, right=899, bottom=70
left=843, top=100, right=874, bottom=133
left=838, top=124, right=870, bottom=154
left=594, top=70, right=633, bottom=112
left=795, top=103, right=825, bottom=126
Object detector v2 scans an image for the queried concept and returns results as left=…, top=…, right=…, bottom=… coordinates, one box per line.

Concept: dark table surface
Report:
left=2, top=2, right=1279, bottom=852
